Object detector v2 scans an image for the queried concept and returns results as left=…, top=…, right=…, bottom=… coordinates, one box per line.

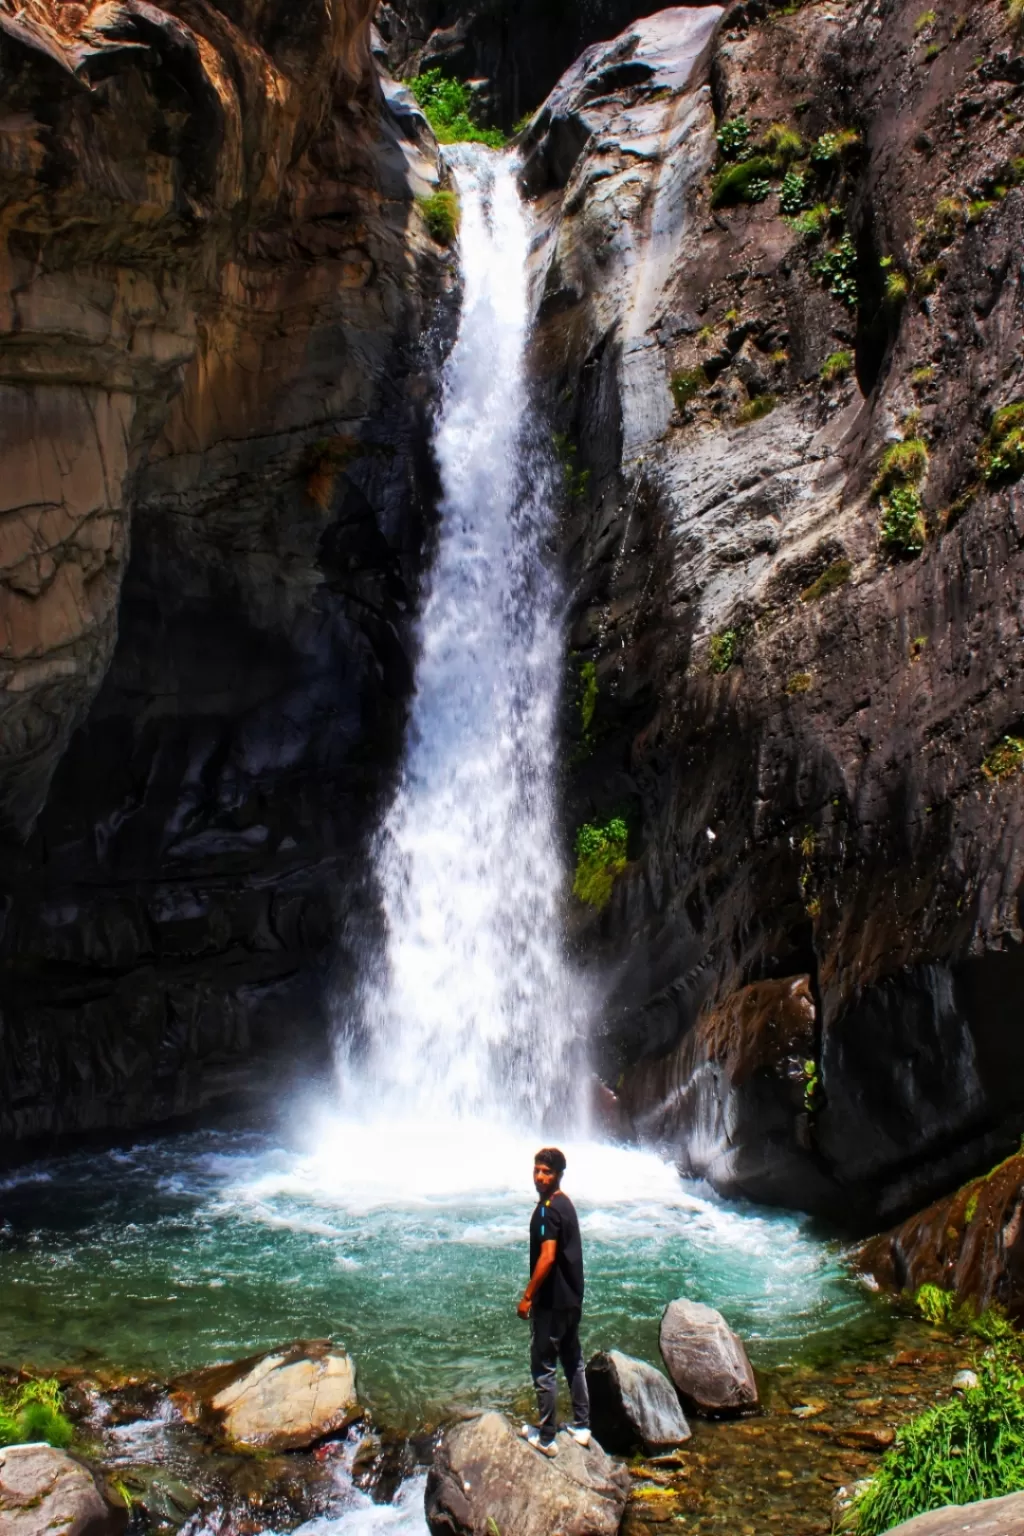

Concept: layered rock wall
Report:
left=0, top=0, right=447, bottom=1150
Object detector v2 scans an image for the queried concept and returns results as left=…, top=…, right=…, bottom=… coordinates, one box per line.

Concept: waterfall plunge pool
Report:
left=0, top=1116, right=883, bottom=1428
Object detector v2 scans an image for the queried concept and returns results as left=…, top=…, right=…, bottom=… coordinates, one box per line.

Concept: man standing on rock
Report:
left=517, top=1146, right=591, bottom=1456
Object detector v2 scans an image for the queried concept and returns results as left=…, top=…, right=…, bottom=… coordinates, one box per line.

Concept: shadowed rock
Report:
left=171, top=1340, right=359, bottom=1452
left=587, top=1348, right=691, bottom=1454
left=425, top=1410, right=630, bottom=1536
left=0, top=1443, right=127, bottom=1536
left=659, top=1299, right=758, bottom=1416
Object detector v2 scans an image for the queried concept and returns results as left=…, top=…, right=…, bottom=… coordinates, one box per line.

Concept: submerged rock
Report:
left=0, top=1443, right=126, bottom=1536
left=881, top=1491, right=1024, bottom=1533
left=659, top=1299, right=759, bottom=1415
left=586, top=1349, right=691, bottom=1454
left=171, top=1340, right=360, bottom=1453
left=425, top=1410, right=630, bottom=1536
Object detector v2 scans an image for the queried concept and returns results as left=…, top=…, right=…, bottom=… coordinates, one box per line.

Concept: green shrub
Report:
left=408, top=69, right=506, bottom=148
left=763, top=122, right=803, bottom=166
left=813, top=234, right=858, bottom=307
left=0, top=1378, right=73, bottom=1449
left=811, top=128, right=860, bottom=164
left=417, top=190, right=460, bottom=245
left=716, top=116, right=752, bottom=160
left=711, top=156, right=775, bottom=208
left=736, top=393, right=777, bottom=424
left=933, top=196, right=966, bottom=241
left=788, top=201, right=832, bottom=238
left=820, top=349, right=854, bottom=384
left=552, top=432, right=591, bottom=502
left=780, top=169, right=809, bottom=215
left=982, top=736, right=1024, bottom=781
left=915, top=1283, right=957, bottom=1326
left=880, top=485, right=926, bottom=556
left=801, top=558, right=852, bottom=601
left=670, top=365, right=707, bottom=411
left=573, top=817, right=629, bottom=909
left=709, top=629, right=739, bottom=673
left=979, top=402, right=1024, bottom=485
left=850, top=1344, right=1024, bottom=1534
left=884, top=270, right=910, bottom=306
left=874, top=437, right=929, bottom=494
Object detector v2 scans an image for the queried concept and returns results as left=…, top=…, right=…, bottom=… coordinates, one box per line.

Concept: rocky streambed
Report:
left=0, top=1312, right=987, bottom=1536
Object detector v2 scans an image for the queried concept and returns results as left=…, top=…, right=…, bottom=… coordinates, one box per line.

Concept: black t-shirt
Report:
left=529, top=1190, right=584, bottom=1311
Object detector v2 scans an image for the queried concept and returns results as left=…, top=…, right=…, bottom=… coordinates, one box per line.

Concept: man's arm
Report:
left=518, top=1239, right=557, bottom=1318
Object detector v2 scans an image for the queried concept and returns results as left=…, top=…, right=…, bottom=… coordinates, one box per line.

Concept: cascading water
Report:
left=341, top=147, right=588, bottom=1130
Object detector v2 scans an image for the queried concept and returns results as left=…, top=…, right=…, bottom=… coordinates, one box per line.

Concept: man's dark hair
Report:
left=535, top=1146, right=567, bottom=1176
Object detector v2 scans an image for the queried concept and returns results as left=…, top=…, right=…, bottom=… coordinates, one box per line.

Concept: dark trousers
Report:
left=530, top=1305, right=590, bottom=1441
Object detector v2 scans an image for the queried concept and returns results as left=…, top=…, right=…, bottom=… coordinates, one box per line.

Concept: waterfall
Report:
left=342, top=148, right=588, bottom=1130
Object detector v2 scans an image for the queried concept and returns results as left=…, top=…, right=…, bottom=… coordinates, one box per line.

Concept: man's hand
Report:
left=517, top=1295, right=532, bottom=1320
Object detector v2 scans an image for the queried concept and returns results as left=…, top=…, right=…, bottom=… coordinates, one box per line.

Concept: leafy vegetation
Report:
left=874, top=437, right=929, bottom=495
left=578, top=660, right=598, bottom=738
left=801, top=558, right=851, bottom=601
left=670, top=365, right=707, bottom=411
left=788, top=201, right=832, bottom=239
left=736, top=393, right=777, bottom=424
left=417, top=190, right=460, bottom=246
left=780, top=169, right=809, bottom=215
left=810, top=128, right=860, bottom=164
left=763, top=122, right=803, bottom=166
left=820, top=350, right=854, bottom=384
left=914, top=7, right=937, bottom=30
left=813, top=234, right=858, bottom=307
left=979, top=402, right=1024, bottom=485
left=552, top=433, right=591, bottom=503
left=709, top=629, right=740, bottom=674
left=711, top=156, right=775, bottom=208
left=982, top=736, right=1024, bottom=781
left=880, top=485, right=927, bottom=556
left=716, top=116, right=752, bottom=160
left=408, top=70, right=506, bottom=148
left=786, top=672, right=813, bottom=694
left=573, top=818, right=629, bottom=909
left=884, top=269, right=910, bottom=306
left=0, top=1378, right=73, bottom=1449
left=803, top=1058, right=822, bottom=1111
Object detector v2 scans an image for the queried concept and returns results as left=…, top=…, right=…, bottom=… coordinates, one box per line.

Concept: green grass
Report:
left=408, top=69, right=506, bottom=148
left=801, top=558, right=852, bottom=601
left=979, top=402, right=1024, bottom=485
left=884, top=270, right=910, bottom=306
left=417, top=190, right=460, bottom=245
left=711, top=156, right=775, bottom=208
left=982, top=736, right=1024, bottom=781
left=763, top=122, right=803, bottom=166
left=874, top=437, right=929, bottom=494
left=670, top=365, right=707, bottom=411
left=820, top=349, right=854, bottom=384
left=736, top=393, right=777, bottom=424
left=810, top=128, right=860, bottom=164
left=573, top=818, right=628, bottom=910
left=0, top=1378, right=73, bottom=1449
left=709, top=629, right=739, bottom=674
left=579, top=660, right=598, bottom=737
left=850, top=1343, right=1024, bottom=1534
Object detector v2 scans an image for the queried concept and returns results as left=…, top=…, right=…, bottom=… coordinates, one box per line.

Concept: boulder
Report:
left=0, top=1443, right=126, bottom=1536
left=586, top=1350, right=691, bottom=1454
left=425, top=1410, right=630, bottom=1536
left=171, top=1340, right=360, bottom=1452
left=881, top=1491, right=1024, bottom=1533
left=659, top=1300, right=759, bottom=1415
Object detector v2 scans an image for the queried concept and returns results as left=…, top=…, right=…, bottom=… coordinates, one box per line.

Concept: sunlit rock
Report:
left=0, top=1443, right=126, bottom=1536
left=425, top=1410, right=630, bottom=1536
left=881, top=1491, right=1024, bottom=1534
left=586, top=1348, right=691, bottom=1454
left=659, top=1299, right=758, bottom=1416
left=171, top=1340, right=360, bottom=1453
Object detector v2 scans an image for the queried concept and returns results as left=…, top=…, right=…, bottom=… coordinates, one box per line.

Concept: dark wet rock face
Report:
left=0, top=0, right=448, bottom=1151
left=425, top=1411, right=631, bottom=1536
left=659, top=1299, right=759, bottom=1417
left=527, top=0, right=1024, bottom=1225
left=586, top=1348, right=691, bottom=1454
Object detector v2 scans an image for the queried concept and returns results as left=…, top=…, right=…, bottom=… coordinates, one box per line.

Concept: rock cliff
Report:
left=0, top=0, right=448, bottom=1150
left=525, top=0, right=1024, bottom=1226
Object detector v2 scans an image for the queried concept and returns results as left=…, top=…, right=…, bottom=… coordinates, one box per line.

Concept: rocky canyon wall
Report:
left=525, top=0, right=1024, bottom=1229
left=0, top=0, right=449, bottom=1152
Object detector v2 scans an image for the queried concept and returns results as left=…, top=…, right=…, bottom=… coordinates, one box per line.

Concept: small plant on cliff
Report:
left=708, top=629, right=739, bottom=674
left=803, top=1059, right=822, bottom=1111
left=711, top=156, right=775, bottom=208
left=573, top=818, right=629, bottom=910
left=874, top=437, right=929, bottom=495
left=716, top=116, right=752, bottom=160
left=552, top=433, right=591, bottom=503
left=880, top=485, right=927, bottom=556
left=801, top=558, right=852, bottom=602
left=763, top=122, right=804, bottom=167
left=787, top=201, right=832, bottom=239
left=0, top=1377, right=73, bottom=1449
left=786, top=672, right=813, bottom=694
left=914, top=9, right=937, bottom=32
left=979, top=402, right=1024, bottom=486
left=982, top=736, right=1024, bottom=781
left=409, top=69, right=506, bottom=148
left=417, top=190, right=461, bottom=246
left=820, top=350, right=854, bottom=384
left=670, top=365, right=707, bottom=411
left=884, top=268, right=911, bottom=307
left=813, top=233, right=858, bottom=308
left=849, top=1343, right=1024, bottom=1534
left=736, top=392, right=777, bottom=425
left=779, top=169, right=810, bottom=215
left=1007, top=0, right=1024, bottom=36
left=810, top=128, right=860, bottom=164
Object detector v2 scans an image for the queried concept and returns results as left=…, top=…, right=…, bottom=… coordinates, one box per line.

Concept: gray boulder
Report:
left=882, top=1492, right=1024, bottom=1533
left=0, top=1443, right=126, bottom=1536
left=659, top=1299, right=759, bottom=1415
left=586, top=1350, right=691, bottom=1454
left=425, top=1410, right=630, bottom=1536
left=171, top=1339, right=359, bottom=1452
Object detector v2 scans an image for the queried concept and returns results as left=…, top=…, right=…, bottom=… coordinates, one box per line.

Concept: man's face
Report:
left=533, top=1161, right=560, bottom=1199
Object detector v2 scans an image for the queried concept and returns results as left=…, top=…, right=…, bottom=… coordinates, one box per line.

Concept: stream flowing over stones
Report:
left=2, top=0, right=1024, bottom=1531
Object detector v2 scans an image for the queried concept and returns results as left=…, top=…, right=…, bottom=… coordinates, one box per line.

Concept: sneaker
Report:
left=520, top=1425, right=558, bottom=1457
left=565, top=1424, right=592, bottom=1448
